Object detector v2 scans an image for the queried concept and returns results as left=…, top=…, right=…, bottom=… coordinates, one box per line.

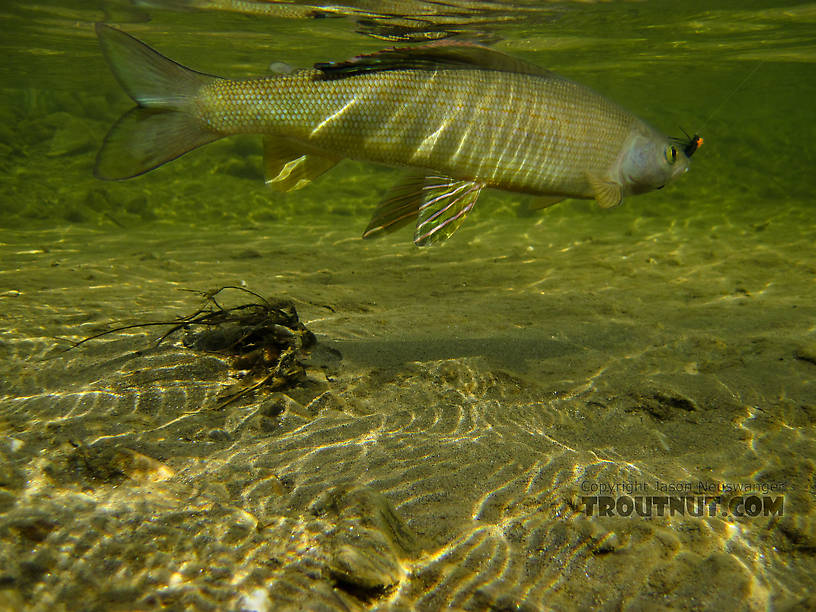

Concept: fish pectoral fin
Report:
left=586, top=174, right=623, bottom=209
left=263, top=137, right=340, bottom=192
left=414, top=177, right=483, bottom=246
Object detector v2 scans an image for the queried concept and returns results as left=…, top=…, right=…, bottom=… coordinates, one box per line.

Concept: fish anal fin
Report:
left=263, top=137, right=339, bottom=192
left=414, top=177, right=483, bottom=246
left=586, top=173, right=623, bottom=209
left=316, top=42, right=556, bottom=79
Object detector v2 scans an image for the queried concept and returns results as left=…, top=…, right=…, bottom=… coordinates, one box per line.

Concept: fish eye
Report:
left=664, top=145, right=678, bottom=164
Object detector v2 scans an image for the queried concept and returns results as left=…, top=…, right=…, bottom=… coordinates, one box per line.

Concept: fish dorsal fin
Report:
left=316, top=42, right=554, bottom=78
left=263, top=137, right=340, bottom=192
left=363, top=174, right=483, bottom=246
left=586, top=173, right=623, bottom=209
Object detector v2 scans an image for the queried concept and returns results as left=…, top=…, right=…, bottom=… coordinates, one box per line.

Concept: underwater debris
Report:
left=68, top=286, right=318, bottom=408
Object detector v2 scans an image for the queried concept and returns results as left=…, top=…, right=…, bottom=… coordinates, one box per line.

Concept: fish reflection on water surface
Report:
left=95, top=24, right=699, bottom=245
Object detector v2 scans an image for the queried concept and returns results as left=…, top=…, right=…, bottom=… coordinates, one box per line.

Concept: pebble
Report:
left=113, top=448, right=175, bottom=483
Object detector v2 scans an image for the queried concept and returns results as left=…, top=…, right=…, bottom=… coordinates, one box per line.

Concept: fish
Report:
left=94, top=23, right=698, bottom=246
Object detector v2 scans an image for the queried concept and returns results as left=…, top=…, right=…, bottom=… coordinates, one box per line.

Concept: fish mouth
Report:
left=669, top=157, right=691, bottom=182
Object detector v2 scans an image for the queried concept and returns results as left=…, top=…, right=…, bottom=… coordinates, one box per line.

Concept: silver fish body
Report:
left=95, top=25, right=696, bottom=244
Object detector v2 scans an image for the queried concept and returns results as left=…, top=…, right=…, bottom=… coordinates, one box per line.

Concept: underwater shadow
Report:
left=322, top=334, right=575, bottom=371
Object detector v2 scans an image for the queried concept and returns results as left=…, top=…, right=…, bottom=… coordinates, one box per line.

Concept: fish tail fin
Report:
left=94, top=23, right=222, bottom=180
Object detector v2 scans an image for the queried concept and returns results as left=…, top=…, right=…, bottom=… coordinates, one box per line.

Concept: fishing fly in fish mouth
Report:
left=94, top=23, right=701, bottom=246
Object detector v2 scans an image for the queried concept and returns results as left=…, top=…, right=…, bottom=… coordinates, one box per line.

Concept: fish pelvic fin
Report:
left=362, top=172, right=429, bottom=239
left=94, top=24, right=222, bottom=180
left=263, top=137, right=340, bottom=192
left=586, top=173, right=623, bottom=209
left=527, top=195, right=566, bottom=211
left=414, top=177, right=482, bottom=246
left=363, top=174, right=483, bottom=246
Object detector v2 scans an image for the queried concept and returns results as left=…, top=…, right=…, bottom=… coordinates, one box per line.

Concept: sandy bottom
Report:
left=1, top=204, right=815, bottom=611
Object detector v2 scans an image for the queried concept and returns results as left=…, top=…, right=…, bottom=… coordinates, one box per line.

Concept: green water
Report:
left=1, top=1, right=815, bottom=611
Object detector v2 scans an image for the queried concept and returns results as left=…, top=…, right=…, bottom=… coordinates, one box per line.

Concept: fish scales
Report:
left=94, top=24, right=695, bottom=245
left=198, top=68, right=635, bottom=197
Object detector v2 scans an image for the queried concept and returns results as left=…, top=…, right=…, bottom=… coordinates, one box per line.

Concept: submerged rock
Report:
left=793, top=342, right=816, bottom=365
left=310, top=486, right=420, bottom=598
left=328, top=538, right=403, bottom=592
